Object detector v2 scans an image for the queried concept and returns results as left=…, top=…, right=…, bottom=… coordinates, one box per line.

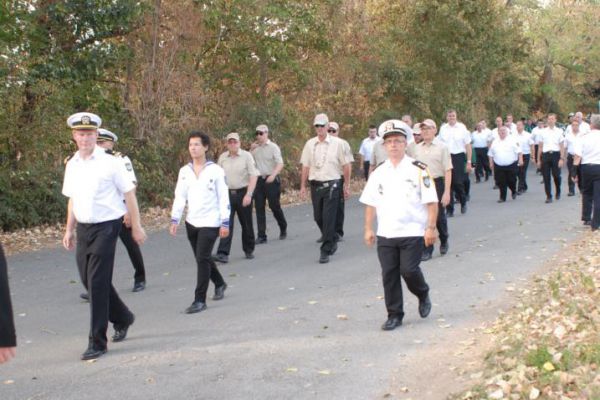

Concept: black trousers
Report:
left=76, top=219, right=133, bottom=350
left=423, top=178, right=449, bottom=256
left=541, top=152, right=562, bottom=198
left=377, top=236, right=429, bottom=319
left=581, top=164, right=600, bottom=228
left=518, top=154, right=531, bottom=192
left=119, top=220, right=146, bottom=283
left=494, top=162, right=518, bottom=201
left=447, top=153, right=467, bottom=213
left=255, top=176, right=287, bottom=240
left=185, top=224, right=225, bottom=303
left=336, top=176, right=345, bottom=239
left=217, top=188, right=255, bottom=256
left=474, top=147, right=491, bottom=180
left=0, top=243, right=16, bottom=347
left=310, top=180, right=341, bottom=255
left=566, top=154, right=582, bottom=194
left=363, top=161, right=370, bottom=180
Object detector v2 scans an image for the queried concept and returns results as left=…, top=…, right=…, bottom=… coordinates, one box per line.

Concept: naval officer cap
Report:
left=378, top=119, right=413, bottom=142
left=67, top=112, right=102, bottom=130
left=97, top=128, right=118, bottom=143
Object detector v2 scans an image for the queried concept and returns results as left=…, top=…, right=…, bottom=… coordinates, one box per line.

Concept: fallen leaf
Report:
left=336, top=314, right=348, bottom=320
left=529, top=387, right=540, bottom=399
left=286, top=367, right=298, bottom=373
left=318, top=369, right=331, bottom=375
left=308, top=300, right=318, bottom=305
left=543, top=362, right=555, bottom=372
left=3, top=380, right=15, bottom=385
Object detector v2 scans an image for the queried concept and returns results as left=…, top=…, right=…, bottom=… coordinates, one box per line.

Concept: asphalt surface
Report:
left=1, top=169, right=584, bottom=400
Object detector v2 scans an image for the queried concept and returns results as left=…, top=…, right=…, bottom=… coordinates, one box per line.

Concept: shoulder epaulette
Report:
left=412, top=160, right=428, bottom=170
left=63, top=155, right=73, bottom=165
left=105, top=149, right=114, bottom=155
left=115, top=151, right=123, bottom=157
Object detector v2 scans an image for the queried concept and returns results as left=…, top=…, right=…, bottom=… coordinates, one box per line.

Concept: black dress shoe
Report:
left=245, top=252, right=255, bottom=259
left=555, top=193, right=561, bottom=200
left=319, top=253, right=329, bottom=264
left=213, top=254, right=229, bottom=263
left=255, top=237, right=267, bottom=244
left=185, top=301, right=207, bottom=314
left=279, top=231, right=287, bottom=240
left=112, top=314, right=135, bottom=342
left=545, top=197, right=553, bottom=204
left=80, top=292, right=89, bottom=301
left=381, top=316, right=402, bottom=331
left=419, top=295, right=432, bottom=318
left=440, top=242, right=449, bottom=255
left=567, top=192, right=575, bottom=197
left=511, top=192, right=517, bottom=200
left=213, top=283, right=227, bottom=301
left=132, top=281, right=146, bottom=292
left=583, top=220, right=592, bottom=226
left=461, top=204, right=467, bottom=214
left=497, top=199, right=506, bottom=203
left=447, top=211, right=454, bottom=218
left=81, top=347, right=107, bottom=361
left=420, top=253, right=432, bottom=262
left=316, top=236, right=324, bottom=243
left=329, top=242, right=338, bottom=256
left=493, top=185, right=498, bottom=189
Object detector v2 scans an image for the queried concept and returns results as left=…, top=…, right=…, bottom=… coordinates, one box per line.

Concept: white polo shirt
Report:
left=170, top=162, right=231, bottom=228
left=471, top=130, right=490, bottom=148
left=564, top=132, right=581, bottom=155
left=539, top=126, right=564, bottom=152
left=359, top=156, right=438, bottom=238
left=565, top=122, right=590, bottom=135
left=574, top=130, right=600, bottom=165
left=514, top=131, right=534, bottom=155
left=62, top=146, right=135, bottom=223
left=531, top=126, right=543, bottom=144
left=358, top=137, right=380, bottom=162
left=438, top=122, right=471, bottom=154
left=487, top=136, right=522, bottom=166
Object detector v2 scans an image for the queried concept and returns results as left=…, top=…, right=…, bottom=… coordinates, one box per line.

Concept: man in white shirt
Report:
left=472, top=121, right=492, bottom=182
left=437, top=109, right=472, bottom=216
left=488, top=127, right=523, bottom=202
left=531, top=119, right=545, bottom=173
left=573, top=114, right=600, bottom=230
left=506, top=114, right=518, bottom=135
left=565, top=120, right=583, bottom=196
left=565, top=111, right=591, bottom=135
left=490, top=116, right=504, bottom=143
left=514, top=121, right=535, bottom=193
left=537, top=113, right=565, bottom=203
left=358, top=125, right=379, bottom=180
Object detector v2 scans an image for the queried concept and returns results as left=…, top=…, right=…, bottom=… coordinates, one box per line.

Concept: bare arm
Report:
left=62, top=199, right=77, bottom=250
left=343, top=163, right=351, bottom=199
left=441, top=168, right=452, bottom=207
left=424, top=202, right=438, bottom=247
left=300, top=165, right=310, bottom=199
left=364, top=205, right=376, bottom=247
left=124, top=190, right=146, bottom=245
left=243, top=175, right=258, bottom=207
left=465, top=143, right=473, bottom=173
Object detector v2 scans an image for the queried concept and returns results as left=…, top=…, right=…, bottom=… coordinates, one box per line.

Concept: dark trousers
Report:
left=119, top=220, right=146, bottom=283
left=447, top=153, right=467, bottom=213
left=185, top=224, right=225, bottom=303
left=541, top=152, right=562, bottom=198
left=581, top=164, right=600, bottom=228
left=336, top=176, right=345, bottom=239
left=423, top=177, right=449, bottom=256
left=363, top=161, right=370, bottom=180
left=494, top=162, right=518, bottom=201
left=566, top=154, right=581, bottom=194
left=0, top=243, right=16, bottom=347
left=217, top=188, right=255, bottom=256
left=310, top=180, right=341, bottom=255
left=377, top=236, right=429, bottom=319
left=518, top=154, right=531, bottom=192
left=474, top=147, right=491, bottom=181
left=255, top=176, right=287, bottom=240
left=76, top=219, right=133, bottom=350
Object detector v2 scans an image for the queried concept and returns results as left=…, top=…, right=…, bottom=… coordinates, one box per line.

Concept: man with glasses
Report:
left=327, top=121, right=354, bottom=242
left=360, top=119, right=436, bottom=331
left=300, top=114, right=351, bottom=264
left=251, top=124, right=287, bottom=244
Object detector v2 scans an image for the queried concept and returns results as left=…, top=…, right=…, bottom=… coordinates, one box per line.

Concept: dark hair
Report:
left=368, top=124, right=377, bottom=130
left=188, top=131, right=210, bottom=149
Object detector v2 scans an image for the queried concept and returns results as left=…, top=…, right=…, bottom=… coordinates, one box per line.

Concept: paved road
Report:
left=1, top=170, right=584, bottom=400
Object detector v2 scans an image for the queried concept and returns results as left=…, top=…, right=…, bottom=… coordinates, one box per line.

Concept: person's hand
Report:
left=0, top=347, right=16, bottom=364
left=364, top=228, right=376, bottom=247
left=537, top=161, right=542, bottom=169
left=573, top=175, right=578, bottom=183
left=518, top=161, right=523, bottom=167
left=62, top=230, right=75, bottom=251
left=242, top=194, right=252, bottom=207
left=132, top=226, right=147, bottom=245
left=300, top=186, right=307, bottom=200
left=343, top=185, right=350, bottom=200
left=466, top=163, right=472, bottom=173
left=266, top=175, right=276, bottom=184
left=424, top=227, right=437, bottom=247
left=169, top=224, right=178, bottom=236
left=123, top=213, right=132, bottom=228
left=219, top=227, right=230, bottom=238
left=558, top=159, right=564, bottom=168
left=441, top=192, right=451, bottom=207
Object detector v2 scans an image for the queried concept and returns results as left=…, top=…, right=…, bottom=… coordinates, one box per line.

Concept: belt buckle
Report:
left=322, top=182, right=329, bottom=188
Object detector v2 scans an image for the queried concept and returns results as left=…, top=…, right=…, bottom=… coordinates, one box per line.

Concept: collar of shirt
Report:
left=258, top=140, right=272, bottom=147
left=73, top=145, right=104, bottom=162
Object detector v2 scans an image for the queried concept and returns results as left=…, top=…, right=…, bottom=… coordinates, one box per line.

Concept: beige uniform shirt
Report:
left=370, top=140, right=387, bottom=168
left=336, top=138, right=355, bottom=175
left=251, top=140, right=284, bottom=176
left=300, top=134, right=349, bottom=181
left=217, top=149, right=260, bottom=189
left=407, top=141, right=452, bottom=179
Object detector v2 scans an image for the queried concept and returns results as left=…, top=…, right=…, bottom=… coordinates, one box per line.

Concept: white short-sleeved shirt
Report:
left=62, top=146, right=135, bottom=223
left=573, top=130, right=600, bottom=164
left=471, top=130, right=490, bottom=148
left=438, top=122, right=471, bottom=154
left=359, top=156, right=438, bottom=238
left=514, top=131, right=534, bottom=155
left=170, top=162, right=231, bottom=228
left=539, top=127, right=564, bottom=152
left=359, top=137, right=380, bottom=161
left=487, top=137, right=522, bottom=166
left=565, top=122, right=591, bottom=136
left=564, top=132, right=582, bottom=155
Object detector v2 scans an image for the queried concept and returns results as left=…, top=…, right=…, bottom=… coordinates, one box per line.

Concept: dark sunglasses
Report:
left=255, top=131, right=265, bottom=135
left=314, top=124, right=326, bottom=128
left=327, top=129, right=337, bottom=133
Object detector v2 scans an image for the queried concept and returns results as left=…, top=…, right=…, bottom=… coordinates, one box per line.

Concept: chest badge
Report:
left=423, top=175, right=431, bottom=188
left=378, top=184, right=383, bottom=195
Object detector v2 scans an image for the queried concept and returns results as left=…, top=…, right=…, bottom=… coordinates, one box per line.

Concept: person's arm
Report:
left=424, top=202, right=438, bottom=247
left=364, top=205, right=376, bottom=247
left=243, top=175, right=258, bottom=207
left=62, top=198, right=77, bottom=250
left=216, top=170, right=231, bottom=238
left=537, top=142, right=544, bottom=168
left=266, top=163, right=284, bottom=183
left=123, top=190, right=147, bottom=245
left=169, top=169, right=188, bottom=236
left=300, top=165, right=310, bottom=199
left=465, top=143, right=473, bottom=173
left=558, top=142, right=565, bottom=168
left=343, top=163, right=351, bottom=199
left=0, top=244, right=16, bottom=364
left=441, top=168, right=452, bottom=207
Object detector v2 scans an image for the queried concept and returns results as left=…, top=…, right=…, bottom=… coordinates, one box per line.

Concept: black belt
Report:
left=543, top=151, right=560, bottom=154
left=310, top=179, right=340, bottom=189
left=228, top=187, right=247, bottom=194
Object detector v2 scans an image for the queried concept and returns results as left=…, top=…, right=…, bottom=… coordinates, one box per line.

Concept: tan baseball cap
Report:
left=420, top=119, right=437, bottom=129
left=226, top=132, right=240, bottom=141
left=313, top=113, right=329, bottom=126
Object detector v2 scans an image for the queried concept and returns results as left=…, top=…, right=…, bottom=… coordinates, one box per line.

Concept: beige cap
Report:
left=313, top=113, right=329, bottom=126
left=421, top=119, right=437, bottom=129
left=255, top=124, right=269, bottom=133
left=226, top=132, right=240, bottom=141
left=328, top=121, right=339, bottom=131
left=412, top=123, right=422, bottom=134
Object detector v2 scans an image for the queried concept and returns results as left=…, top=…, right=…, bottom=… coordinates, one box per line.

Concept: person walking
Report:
left=573, top=114, right=600, bottom=230
left=488, top=127, right=523, bottom=203
left=537, top=113, right=565, bottom=203
left=0, top=243, right=16, bottom=364
left=358, top=125, right=379, bottom=180
left=515, top=121, right=534, bottom=194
